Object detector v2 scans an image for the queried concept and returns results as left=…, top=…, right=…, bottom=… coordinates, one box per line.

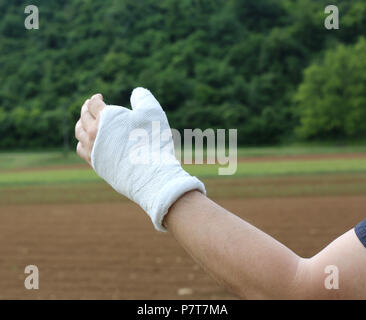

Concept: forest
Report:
left=0, top=0, right=366, bottom=148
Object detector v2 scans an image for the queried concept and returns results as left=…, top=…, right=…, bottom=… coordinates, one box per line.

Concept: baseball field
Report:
left=1, top=146, right=366, bottom=299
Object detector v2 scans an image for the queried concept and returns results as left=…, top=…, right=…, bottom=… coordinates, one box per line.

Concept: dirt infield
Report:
left=0, top=194, right=365, bottom=299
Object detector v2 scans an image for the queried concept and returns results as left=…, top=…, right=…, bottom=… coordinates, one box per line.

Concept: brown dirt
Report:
left=0, top=194, right=365, bottom=299
left=2, top=174, right=366, bottom=205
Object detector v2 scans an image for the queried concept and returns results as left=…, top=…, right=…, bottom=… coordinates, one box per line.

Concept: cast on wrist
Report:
left=91, top=87, right=206, bottom=231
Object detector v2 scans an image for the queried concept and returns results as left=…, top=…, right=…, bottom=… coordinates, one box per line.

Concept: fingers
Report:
left=75, top=120, right=92, bottom=151
left=130, top=87, right=162, bottom=111
left=88, top=94, right=106, bottom=118
left=91, top=93, right=103, bottom=100
left=80, top=100, right=96, bottom=133
left=76, top=142, right=91, bottom=165
left=75, top=94, right=105, bottom=165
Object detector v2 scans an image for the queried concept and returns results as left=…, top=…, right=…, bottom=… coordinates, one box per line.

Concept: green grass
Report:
left=1, top=143, right=366, bottom=170
left=0, top=151, right=84, bottom=170
left=0, top=146, right=365, bottom=188
left=1, top=148, right=365, bottom=204
left=0, top=168, right=99, bottom=187
left=1, top=158, right=366, bottom=187
left=236, top=144, right=366, bottom=157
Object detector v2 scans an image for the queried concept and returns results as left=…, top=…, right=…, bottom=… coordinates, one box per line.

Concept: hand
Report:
left=75, top=93, right=106, bottom=166
left=75, top=88, right=206, bottom=231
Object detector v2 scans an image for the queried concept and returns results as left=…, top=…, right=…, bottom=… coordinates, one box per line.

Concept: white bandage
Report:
left=91, top=87, right=206, bottom=231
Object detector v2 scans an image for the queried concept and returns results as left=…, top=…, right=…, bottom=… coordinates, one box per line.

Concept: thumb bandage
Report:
left=91, top=87, right=206, bottom=231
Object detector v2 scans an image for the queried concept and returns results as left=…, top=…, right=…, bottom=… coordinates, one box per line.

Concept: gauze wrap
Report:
left=91, top=87, right=206, bottom=231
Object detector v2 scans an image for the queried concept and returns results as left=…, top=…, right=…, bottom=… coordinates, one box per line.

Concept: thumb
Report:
left=130, top=87, right=163, bottom=112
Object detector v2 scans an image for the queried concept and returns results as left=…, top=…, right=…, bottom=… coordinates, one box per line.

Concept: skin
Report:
left=76, top=94, right=366, bottom=300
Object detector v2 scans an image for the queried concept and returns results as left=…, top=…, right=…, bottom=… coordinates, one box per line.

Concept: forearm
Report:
left=164, top=191, right=309, bottom=299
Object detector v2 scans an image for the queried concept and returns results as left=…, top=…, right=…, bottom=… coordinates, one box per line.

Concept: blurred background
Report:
left=0, top=0, right=366, bottom=299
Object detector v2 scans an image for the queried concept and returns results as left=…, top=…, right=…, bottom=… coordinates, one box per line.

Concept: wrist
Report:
left=148, top=174, right=206, bottom=232
left=163, top=190, right=204, bottom=230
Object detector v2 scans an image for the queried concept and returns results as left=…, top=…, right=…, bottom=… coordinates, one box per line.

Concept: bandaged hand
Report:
left=75, top=88, right=206, bottom=231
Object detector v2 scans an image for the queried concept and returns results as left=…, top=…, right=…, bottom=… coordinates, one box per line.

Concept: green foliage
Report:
left=0, top=0, right=365, bottom=148
left=295, top=38, right=366, bottom=139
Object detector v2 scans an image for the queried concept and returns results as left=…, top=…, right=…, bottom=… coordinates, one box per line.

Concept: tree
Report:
left=295, top=37, right=366, bottom=140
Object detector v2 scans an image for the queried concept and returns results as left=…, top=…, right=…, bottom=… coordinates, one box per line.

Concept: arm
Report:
left=164, top=190, right=366, bottom=299
left=75, top=90, right=366, bottom=300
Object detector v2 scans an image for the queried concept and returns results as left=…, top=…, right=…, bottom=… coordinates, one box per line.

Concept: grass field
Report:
left=0, top=146, right=365, bottom=299
left=1, top=146, right=366, bottom=187
left=1, top=158, right=366, bottom=187
left=2, top=143, right=366, bottom=169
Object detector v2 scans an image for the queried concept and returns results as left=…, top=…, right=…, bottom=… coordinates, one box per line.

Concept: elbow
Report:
left=273, top=258, right=342, bottom=300
left=231, top=258, right=315, bottom=300
left=223, top=257, right=341, bottom=300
